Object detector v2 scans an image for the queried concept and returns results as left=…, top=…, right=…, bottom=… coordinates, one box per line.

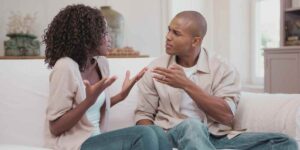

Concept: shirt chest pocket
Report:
left=190, top=73, right=213, bottom=95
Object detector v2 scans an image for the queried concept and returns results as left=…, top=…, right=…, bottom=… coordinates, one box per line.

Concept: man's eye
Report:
left=174, top=31, right=179, bottom=36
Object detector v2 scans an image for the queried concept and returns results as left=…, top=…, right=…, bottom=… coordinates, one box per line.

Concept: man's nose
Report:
left=166, top=32, right=172, bottom=40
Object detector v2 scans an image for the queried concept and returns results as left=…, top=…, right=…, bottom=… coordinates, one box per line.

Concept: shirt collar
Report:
left=168, top=47, right=211, bottom=74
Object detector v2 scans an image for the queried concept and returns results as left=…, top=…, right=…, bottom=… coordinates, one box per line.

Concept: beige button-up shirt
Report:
left=44, top=56, right=111, bottom=150
left=135, top=48, right=241, bottom=137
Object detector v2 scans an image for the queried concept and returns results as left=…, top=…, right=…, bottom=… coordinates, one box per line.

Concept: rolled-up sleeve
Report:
left=134, top=70, right=159, bottom=123
left=46, top=62, right=78, bottom=121
left=212, top=65, right=241, bottom=114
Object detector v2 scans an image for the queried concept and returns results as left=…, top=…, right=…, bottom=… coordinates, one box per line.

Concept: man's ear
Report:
left=192, top=36, right=202, bottom=47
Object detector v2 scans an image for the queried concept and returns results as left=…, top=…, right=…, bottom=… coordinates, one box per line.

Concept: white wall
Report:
left=0, top=0, right=164, bottom=56
left=212, top=0, right=251, bottom=85
left=0, top=0, right=254, bottom=85
left=229, top=0, right=251, bottom=84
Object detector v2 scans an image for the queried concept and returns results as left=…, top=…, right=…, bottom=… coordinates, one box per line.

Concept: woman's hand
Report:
left=120, top=67, right=148, bottom=100
left=83, top=76, right=117, bottom=105
left=110, top=67, right=147, bottom=106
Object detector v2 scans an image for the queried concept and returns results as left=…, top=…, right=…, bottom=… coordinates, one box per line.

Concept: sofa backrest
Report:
left=1, top=58, right=300, bottom=148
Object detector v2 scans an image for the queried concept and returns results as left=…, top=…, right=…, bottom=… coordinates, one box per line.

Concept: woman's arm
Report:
left=49, top=99, right=93, bottom=136
left=50, top=77, right=116, bottom=136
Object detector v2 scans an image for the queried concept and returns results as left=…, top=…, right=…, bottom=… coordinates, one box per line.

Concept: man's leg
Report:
left=167, top=118, right=216, bottom=150
left=210, top=132, right=298, bottom=150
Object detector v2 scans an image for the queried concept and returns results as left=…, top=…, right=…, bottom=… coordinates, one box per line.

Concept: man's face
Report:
left=165, top=17, right=194, bottom=56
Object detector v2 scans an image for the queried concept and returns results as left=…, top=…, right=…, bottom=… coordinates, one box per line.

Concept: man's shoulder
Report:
left=207, top=50, right=235, bottom=72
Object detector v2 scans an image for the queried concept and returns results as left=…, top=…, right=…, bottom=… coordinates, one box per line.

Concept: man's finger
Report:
left=169, top=64, right=183, bottom=71
left=154, top=77, right=169, bottom=85
left=152, top=69, right=170, bottom=78
left=153, top=67, right=172, bottom=74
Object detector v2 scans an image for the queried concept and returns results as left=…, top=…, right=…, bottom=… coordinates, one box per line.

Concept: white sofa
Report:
left=0, top=58, right=300, bottom=149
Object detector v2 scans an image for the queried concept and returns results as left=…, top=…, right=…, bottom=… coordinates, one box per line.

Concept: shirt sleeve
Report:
left=212, top=65, right=241, bottom=115
left=46, top=61, right=79, bottom=121
left=134, top=69, right=159, bottom=123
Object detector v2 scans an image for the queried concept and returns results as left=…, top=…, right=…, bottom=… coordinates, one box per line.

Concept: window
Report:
left=252, top=0, right=280, bottom=84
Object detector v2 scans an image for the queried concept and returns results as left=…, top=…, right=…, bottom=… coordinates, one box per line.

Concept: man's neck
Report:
left=176, top=49, right=200, bottom=67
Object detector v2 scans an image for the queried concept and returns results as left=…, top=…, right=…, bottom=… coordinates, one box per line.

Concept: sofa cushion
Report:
left=234, top=92, right=300, bottom=139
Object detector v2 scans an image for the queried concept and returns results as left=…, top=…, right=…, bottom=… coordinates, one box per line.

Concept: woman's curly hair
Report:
left=43, top=4, right=106, bottom=71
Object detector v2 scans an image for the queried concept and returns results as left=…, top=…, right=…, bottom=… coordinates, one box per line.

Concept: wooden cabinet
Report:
left=263, top=0, right=300, bottom=93
left=264, top=47, right=300, bottom=93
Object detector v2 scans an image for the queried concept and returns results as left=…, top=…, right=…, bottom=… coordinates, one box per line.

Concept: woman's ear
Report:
left=192, top=36, right=202, bottom=47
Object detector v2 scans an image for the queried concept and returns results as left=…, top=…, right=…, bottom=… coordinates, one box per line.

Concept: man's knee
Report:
left=178, top=118, right=207, bottom=130
left=135, top=126, right=158, bottom=139
left=147, top=125, right=165, bottom=134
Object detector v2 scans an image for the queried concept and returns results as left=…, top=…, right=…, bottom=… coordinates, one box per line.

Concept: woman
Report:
left=43, top=4, right=171, bottom=150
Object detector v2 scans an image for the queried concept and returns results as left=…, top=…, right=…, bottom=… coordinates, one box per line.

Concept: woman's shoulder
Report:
left=52, top=57, right=81, bottom=77
left=53, top=57, right=79, bottom=70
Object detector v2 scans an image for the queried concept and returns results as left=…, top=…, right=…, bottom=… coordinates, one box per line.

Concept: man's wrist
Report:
left=182, top=79, right=195, bottom=92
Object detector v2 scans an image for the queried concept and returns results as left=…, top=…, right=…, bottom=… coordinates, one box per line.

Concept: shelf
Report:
left=285, top=7, right=300, bottom=12
left=106, top=55, right=149, bottom=58
left=0, top=56, right=45, bottom=59
left=0, top=55, right=149, bottom=60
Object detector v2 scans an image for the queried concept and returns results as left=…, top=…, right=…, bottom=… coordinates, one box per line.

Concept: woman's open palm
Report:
left=120, top=68, right=147, bottom=100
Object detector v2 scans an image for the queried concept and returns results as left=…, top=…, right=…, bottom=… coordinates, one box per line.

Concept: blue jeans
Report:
left=81, top=125, right=171, bottom=150
left=167, top=119, right=298, bottom=150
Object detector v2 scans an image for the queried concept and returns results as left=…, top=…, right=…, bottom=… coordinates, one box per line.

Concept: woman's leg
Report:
left=81, top=126, right=159, bottom=150
left=147, top=125, right=172, bottom=150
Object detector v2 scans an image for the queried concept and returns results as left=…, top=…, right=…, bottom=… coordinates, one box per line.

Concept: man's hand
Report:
left=152, top=64, right=190, bottom=89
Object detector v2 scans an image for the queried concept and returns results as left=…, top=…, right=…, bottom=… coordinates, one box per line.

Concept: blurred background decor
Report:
left=100, top=6, right=142, bottom=57
left=4, top=12, right=40, bottom=56
left=100, top=6, right=124, bottom=49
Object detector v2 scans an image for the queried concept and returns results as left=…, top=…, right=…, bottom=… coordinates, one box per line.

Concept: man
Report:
left=135, top=11, right=297, bottom=150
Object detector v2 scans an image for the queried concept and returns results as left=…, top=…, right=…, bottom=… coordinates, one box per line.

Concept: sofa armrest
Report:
left=234, top=92, right=300, bottom=139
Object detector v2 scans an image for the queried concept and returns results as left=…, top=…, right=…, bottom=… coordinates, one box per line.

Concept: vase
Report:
left=100, top=6, right=124, bottom=49
left=4, top=33, right=40, bottom=56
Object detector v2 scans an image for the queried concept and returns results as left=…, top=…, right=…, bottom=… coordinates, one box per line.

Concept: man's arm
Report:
left=152, top=64, right=240, bottom=126
left=183, top=81, right=234, bottom=126
left=134, top=69, right=159, bottom=125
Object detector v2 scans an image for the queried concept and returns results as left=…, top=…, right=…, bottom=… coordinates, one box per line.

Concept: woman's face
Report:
left=97, top=30, right=111, bottom=56
left=97, top=21, right=112, bottom=56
